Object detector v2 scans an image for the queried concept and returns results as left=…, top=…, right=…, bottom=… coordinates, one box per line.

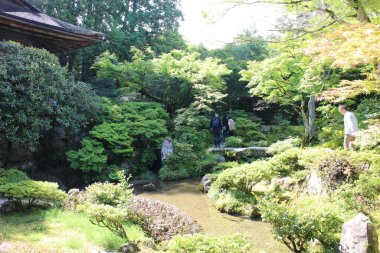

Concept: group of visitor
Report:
left=210, top=113, right=236, bottom=148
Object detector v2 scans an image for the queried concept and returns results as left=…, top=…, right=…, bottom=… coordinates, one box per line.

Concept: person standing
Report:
left=338, top=105, right=359, bottom=150
left=222, top=114, right=230, bottom=143
left=210, top=113, right=222, bottom=148
left=228, top=117, right=236, bottom=136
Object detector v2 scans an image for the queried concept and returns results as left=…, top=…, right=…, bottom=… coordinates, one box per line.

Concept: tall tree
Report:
left=31, top=0, right=184, bottom=80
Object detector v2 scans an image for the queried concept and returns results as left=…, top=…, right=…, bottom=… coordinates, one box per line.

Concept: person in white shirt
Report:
left=338, top=105, right=359, bottom=150
left=228, top=117, right=236, bottom=136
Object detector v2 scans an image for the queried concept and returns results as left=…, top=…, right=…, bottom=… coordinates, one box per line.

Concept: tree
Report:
left=93, top=49, right=231, bottom=115
left=31, top=0, right=184, bottom=80
left=207, top=0, right=379, bottom=43
left=304, top=23, right=380, bottom=102
left=0, top=41, right=101, bottom=166
left=240, top=46, right=321, bottom=144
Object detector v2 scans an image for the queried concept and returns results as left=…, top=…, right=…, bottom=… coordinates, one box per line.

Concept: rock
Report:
left=142, top=183, right=156, bottom=192
left=0, top=200, right=23, bottom=214
left=68, top=189, right=80, bottom=196
left=64, top=189, right=85, bottom=211
left=215, top=155, right=225, bottom=163
left=306, top=171, right=324, bottom=195
left=200, top=175, right=213, bottom=193
left=340, top=213, right=379, bottom=253
left=161, top=138, right=174, bottom=162
left=261, top=125, right=272, bottom=133
left=119, top=242, right=140, bottom=253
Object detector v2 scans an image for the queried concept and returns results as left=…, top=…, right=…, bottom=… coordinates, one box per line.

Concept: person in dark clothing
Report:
left=222, top=115, right=230, bottom=143
left=210, top=113, right=222, bottom=148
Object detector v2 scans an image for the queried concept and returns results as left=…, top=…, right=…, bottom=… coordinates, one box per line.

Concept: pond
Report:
left=138, top=180, right=290, bottom=253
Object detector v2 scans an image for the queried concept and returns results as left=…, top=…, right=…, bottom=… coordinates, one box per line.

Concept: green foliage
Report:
left=269, top=148, right=304, bottom=177
left=0, top=41, right=101, bottom=151
left=77, top=173, right=133, bottom=240
left=267, top=138, right=301, bottom=155
left=224, top=137, right=244, bottom=148
left=32, top=0, right=183, bottom=80
left=159, top=142, right=197, bottom=180
left=0, top=168, right=66, bottom=206
left=161, top=233, right=253, bottom=253
left=90, top=123, right=133, bottom=155
left=158, top=165, right=189, bottom=181
left=194, top=154, right=219, bottom=177
left=228, top=110, right=265, bottom=143
left=66, top=138, right=108, bottom=173
left=94, top=50, right=231, bottom=114
left=317, top=153, right=358, bottom=190
left=259, top=196, right=344, bottom=253
left=67, top=101, right=168, bottom=178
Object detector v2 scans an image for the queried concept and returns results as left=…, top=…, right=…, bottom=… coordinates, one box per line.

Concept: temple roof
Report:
left=0, top=0, right=104, bottom=52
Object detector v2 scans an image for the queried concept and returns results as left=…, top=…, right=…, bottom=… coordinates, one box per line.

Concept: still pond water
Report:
left=138, top=180, right=290, bottom=253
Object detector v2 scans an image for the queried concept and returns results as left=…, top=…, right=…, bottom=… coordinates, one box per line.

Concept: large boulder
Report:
left=200, top=175, right=213, bottom=193
left=161, top=138, right=174, bottom=162
left=340, top=213, right=379, bottom=253
left=142, top=183, right=156, bottom=192
left=306, top=171, right=325, bottom=195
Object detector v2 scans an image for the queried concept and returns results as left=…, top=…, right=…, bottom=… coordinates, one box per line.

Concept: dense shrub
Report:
left=132, top=197, right=202, bottom=242
left=267, top=138, right=301, bottom=155
left=353, top=123, right=380, bottom=151
left=161, top=234, right=253, bottom=253
left=0, top=169, right=66, bottom=206
left=66, top=138, right=108, bottom=173
left=335, top=163, right=380, bottom=212
left=209, top=161, right=271, bottom=216
left=194, top=154, right=219, bottom=177
left=228, top=110, right=265, bottom=143
left=158, top=165, right=190, bottom=181
left=224, top=136, right=244, bottom=148
left=67, top=101, right=169, bottom=179
left=0, top=41, right=101, bottom=152
left=259, top=196, right=345, bottom=253
left=317, top=154, right=358, bottom=190
left=159, top=142, right=198, bottom=180
left=269, top=148, right=304, bottom=177
left=77, top=172, right=133, bottom=240
left=209, top=188, right=260, bottom=217
left=211, top=161, right=271, bottom=194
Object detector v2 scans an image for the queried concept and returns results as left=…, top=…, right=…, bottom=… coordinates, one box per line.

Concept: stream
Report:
left=137, top=180, right=290, bottom=253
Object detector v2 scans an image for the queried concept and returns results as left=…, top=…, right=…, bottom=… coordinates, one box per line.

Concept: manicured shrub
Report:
left=132, top=197, right=202, bottom=242
left=209, top=161, right=271, bottom=216
left=269, top=148, right=304, bottom=177
left=77, top=172, right=133, bottom=240
left=267, top=137, right=301, bottom=155
left=66, top=138, right=108, bottom=173
left=259, top=196, right=345, bottom=253
left=224, top=136, right=244, bottom=148
left=0, top=169, right=66, bottom=206
left=161, top=234, right=253, bottom=253
left=211, top=161, right=271, bottom=194
left=208, top=188, right=259, bottom=217
left=317, top=153, right=358, bottom=190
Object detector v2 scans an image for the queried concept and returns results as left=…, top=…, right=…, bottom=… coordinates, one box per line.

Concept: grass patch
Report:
left=0, top=208, right=146, bottom=252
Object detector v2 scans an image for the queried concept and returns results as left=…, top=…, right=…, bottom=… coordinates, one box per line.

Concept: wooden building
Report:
left=0, top=0, right=104, bottom=52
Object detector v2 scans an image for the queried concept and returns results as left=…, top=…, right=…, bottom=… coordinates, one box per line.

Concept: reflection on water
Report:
left=138, top=180, right=290, bottom=253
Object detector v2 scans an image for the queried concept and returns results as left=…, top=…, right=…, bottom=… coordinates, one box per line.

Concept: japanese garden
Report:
left=0, top=0, right=380, bottom=252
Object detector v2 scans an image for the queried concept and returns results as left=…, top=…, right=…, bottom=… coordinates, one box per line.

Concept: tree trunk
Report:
left=300, top=95, right=316, bottom=146
left=348, top=0, right=370, bottom=23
